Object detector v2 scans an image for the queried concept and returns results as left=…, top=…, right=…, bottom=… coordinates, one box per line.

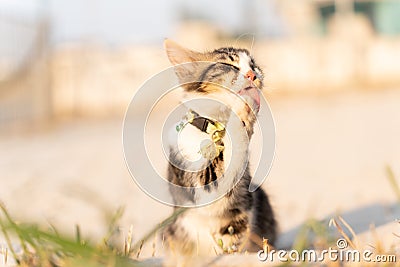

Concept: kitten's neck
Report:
left=181, top=97, right=251, bottom=169
left=182, top=98, right=231, bottom=126
left=181, top=89, right=257, bottom=139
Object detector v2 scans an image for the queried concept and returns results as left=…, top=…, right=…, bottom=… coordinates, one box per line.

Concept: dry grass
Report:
left=0, top=200, right=187, bottom=266
left=0, top=167, right=398, bottom=266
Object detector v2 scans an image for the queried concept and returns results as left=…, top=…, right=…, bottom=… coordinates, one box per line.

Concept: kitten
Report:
left=162, top=39, right=276, bottom=261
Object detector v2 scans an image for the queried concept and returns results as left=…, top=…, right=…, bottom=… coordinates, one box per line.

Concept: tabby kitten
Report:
left=163, top=39, right=276, bottom=260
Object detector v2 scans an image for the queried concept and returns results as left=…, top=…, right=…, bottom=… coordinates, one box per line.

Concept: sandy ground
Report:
left=1, top=88, right=400, bottom=259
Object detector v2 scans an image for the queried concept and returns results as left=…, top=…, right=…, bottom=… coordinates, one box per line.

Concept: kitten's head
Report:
left=164, top=39, right=264, bottom=136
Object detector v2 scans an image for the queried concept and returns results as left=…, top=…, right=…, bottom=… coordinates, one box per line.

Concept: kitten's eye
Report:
left=228, top=55, right=235, bottom=61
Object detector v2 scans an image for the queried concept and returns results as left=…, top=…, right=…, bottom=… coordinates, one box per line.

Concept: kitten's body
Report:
left=162, top=40, right=276, bottom=260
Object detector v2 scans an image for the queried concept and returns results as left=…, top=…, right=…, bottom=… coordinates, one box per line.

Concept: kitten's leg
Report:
left=162, top=222, right=196, bottom=266
left=247, top=187, right=277, bottom=251
left=163, top=222, right=195, bottom=253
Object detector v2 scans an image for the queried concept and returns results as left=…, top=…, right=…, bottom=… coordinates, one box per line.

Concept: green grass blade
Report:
left=386, top=165, right=400, bottom=202
left=131, top=207, right=187, bottom=253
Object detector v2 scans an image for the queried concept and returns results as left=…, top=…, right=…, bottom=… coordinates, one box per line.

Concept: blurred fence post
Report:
left=0, top=10, right=51, bottom=130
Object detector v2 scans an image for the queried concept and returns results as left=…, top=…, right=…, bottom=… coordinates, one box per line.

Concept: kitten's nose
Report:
left=245, top=70, right=256, bottom=81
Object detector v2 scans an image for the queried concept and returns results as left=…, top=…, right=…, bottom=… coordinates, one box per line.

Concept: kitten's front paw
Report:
left=212, top=229, right=241, bottom=254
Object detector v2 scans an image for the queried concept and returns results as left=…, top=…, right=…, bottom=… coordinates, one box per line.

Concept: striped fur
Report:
left=162, top=40, right=276, bottom=261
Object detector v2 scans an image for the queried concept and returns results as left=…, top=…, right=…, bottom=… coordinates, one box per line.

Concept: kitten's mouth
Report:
left=238, top=86, right=260, bottom=112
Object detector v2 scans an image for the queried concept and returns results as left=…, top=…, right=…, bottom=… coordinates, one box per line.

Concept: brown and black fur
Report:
left=162, top=40, right=277, bottom=261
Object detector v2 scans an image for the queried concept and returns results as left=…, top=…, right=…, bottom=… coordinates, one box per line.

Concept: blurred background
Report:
left=1, top=0, right=400, bottom=255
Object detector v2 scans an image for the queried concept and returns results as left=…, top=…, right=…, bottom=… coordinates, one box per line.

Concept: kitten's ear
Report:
left=164, top=39, right=205, bottom=83
left=164, top=39, right=201, bottom=65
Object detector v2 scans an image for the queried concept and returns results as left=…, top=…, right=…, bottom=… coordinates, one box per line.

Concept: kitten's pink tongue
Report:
left=239, top=86, right=260, bottom=112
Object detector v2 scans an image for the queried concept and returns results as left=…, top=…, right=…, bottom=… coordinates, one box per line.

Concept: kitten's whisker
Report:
left=234, top=33, right=249, bottom=47
left=233, top=33, right=256, bottom=52
left=250, top=34, right=255, bottom=55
